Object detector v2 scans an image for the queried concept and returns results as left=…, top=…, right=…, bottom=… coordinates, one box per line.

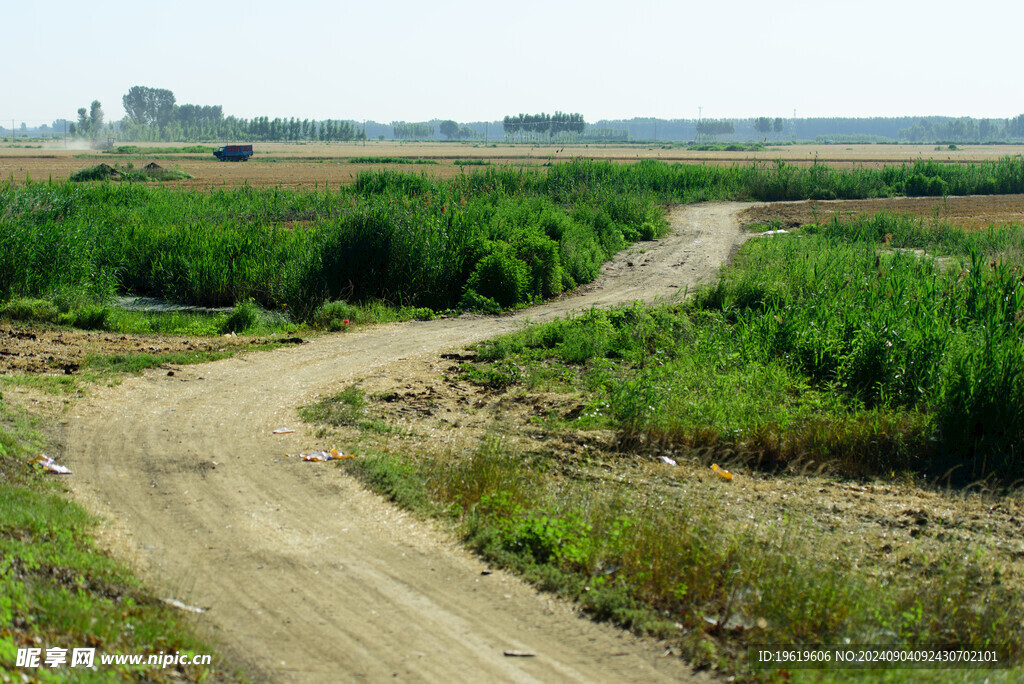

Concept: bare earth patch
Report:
left=741, top=194, right=1024, bottom=230
left=0, top=323, right=256, bottom=376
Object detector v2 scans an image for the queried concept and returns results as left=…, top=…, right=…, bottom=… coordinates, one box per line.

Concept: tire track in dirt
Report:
left=62, top=203, right=746, bottom=682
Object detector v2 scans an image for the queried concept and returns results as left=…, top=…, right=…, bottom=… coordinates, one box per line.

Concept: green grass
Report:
left=1, top=297, right=301, bottom=337
left=0, top=399, right=236, bottom=681
left=464, top=214, right=1024, bottom=485
left=331, top=438, right=1022, bottom=681
left=6, top=157, right=1024, bottom=321
left=82, top=349, right=237, bottom=374
left=347, top=156, right=438, bottom=164
left=0, top=170, right=668, bottom=318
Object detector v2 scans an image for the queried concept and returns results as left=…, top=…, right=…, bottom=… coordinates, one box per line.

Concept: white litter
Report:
left=29, top=454, right=71, bottom=475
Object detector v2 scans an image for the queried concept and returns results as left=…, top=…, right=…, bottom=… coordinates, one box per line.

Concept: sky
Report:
left=3, top=0, right=1023, bottom=127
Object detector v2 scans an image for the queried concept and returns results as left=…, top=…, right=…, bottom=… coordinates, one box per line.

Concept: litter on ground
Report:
left=659, top=456, right=678, bottom=466
left=711, top=463, right=734, bottom=480
left=162, top=597, right=206, bottom=613
left=289, top=448, right=353, bottom=462
left=29, top=454, right=72, bottom=474
left=272, top=428, right=295, bottom=434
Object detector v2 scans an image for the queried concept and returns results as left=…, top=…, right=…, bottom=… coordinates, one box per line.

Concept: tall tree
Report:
left=89, top=100, right=104, bottom=132
left=76, top=107, right=90, bottom=137
left=123, top=86, right=153, bottom=125
left=439, top=120, right=458, bottom=140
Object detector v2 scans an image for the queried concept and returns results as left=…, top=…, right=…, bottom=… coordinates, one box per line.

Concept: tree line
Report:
left=64, top=86, right=363, bottom=142
left=502, top=112, right=586, bottom=141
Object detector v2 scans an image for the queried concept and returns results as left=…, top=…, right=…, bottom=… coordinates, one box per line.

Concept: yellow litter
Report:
left=711, top=463, right=734, bottom=480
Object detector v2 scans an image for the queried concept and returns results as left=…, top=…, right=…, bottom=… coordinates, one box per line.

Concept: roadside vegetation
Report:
left=300, top=208, right=1024, bottom=681
left=101, top=145, right=214, bottom=156
left=467, top=213, right=1024, bottom=485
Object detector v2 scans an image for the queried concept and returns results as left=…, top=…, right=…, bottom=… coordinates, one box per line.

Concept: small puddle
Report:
left=114, top=296, right=235, bottom=314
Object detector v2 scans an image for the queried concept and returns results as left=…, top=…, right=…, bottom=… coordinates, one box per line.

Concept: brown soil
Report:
left=741, top=194, right=1024, bottom=230
left=50, top=203, right=742, bottom=682
left=0, top=324, right=254, bottom=376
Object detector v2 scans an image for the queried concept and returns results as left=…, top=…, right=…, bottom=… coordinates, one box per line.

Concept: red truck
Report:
left=213, top=144, right=254, bottom=162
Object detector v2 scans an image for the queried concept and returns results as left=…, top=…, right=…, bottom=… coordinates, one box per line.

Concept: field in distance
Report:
left=3, top=140, right=1024, bottom=189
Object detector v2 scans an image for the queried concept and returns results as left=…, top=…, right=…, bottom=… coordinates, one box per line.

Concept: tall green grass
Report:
left=4, top=157, right=1024, bottom=320
left=468, top=214, right=1024, bottom=484
left=0, top=171, right=666, bottom=318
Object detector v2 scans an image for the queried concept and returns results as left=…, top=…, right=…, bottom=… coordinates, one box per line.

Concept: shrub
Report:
left=459, top=289, right=502, bottom=315
left=465, top=247, right=529, bottom=309
left=221, top=300, right=261, bottom=333
left=313, top=300, right=359, bottom=330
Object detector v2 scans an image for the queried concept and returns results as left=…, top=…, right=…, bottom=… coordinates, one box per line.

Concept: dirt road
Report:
left=62, top=203, right=746, bottom=682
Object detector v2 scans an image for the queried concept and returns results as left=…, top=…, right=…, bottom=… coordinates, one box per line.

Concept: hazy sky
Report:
left=4, top=0, right=1022, bottom=127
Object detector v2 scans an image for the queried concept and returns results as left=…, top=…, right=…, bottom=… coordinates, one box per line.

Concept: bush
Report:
left=459, top=289, right=502, bottom=315
left=465, top=247, right=529, bottom=309
left=313, top=300, right=358, bottom=330
left=221, top=300, right=261, bottom=333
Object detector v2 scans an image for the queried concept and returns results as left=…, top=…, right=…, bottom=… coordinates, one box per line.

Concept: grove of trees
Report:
left=393, top=122, right=435, bottom=139
left=113, top=85, right=363, bottom=142
left=502, top=112, right=586, bottom=141
left=695, top=118, right=735, bottom=141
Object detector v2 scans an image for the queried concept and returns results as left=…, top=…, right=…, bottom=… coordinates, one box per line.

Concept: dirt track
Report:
left=61, top=204, right=744, bottom=682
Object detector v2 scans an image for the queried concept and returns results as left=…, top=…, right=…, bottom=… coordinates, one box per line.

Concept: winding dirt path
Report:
left=62, top=203, right=746, bottom=682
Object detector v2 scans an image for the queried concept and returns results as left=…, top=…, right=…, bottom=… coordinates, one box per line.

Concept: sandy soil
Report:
left=56, top=204, right=743, bottom=682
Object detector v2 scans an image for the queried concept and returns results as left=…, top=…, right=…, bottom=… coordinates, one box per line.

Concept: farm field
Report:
left=4, top=140, right=1024, bottom=189
left=4, top=159, right=1024, bottom=681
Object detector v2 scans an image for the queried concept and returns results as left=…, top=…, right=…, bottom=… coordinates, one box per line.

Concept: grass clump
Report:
left=298, top=385, right=367, bottom=426
left=0, top=298, right=58, bottom=323
left=311, top=300, right=434, bottom=331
